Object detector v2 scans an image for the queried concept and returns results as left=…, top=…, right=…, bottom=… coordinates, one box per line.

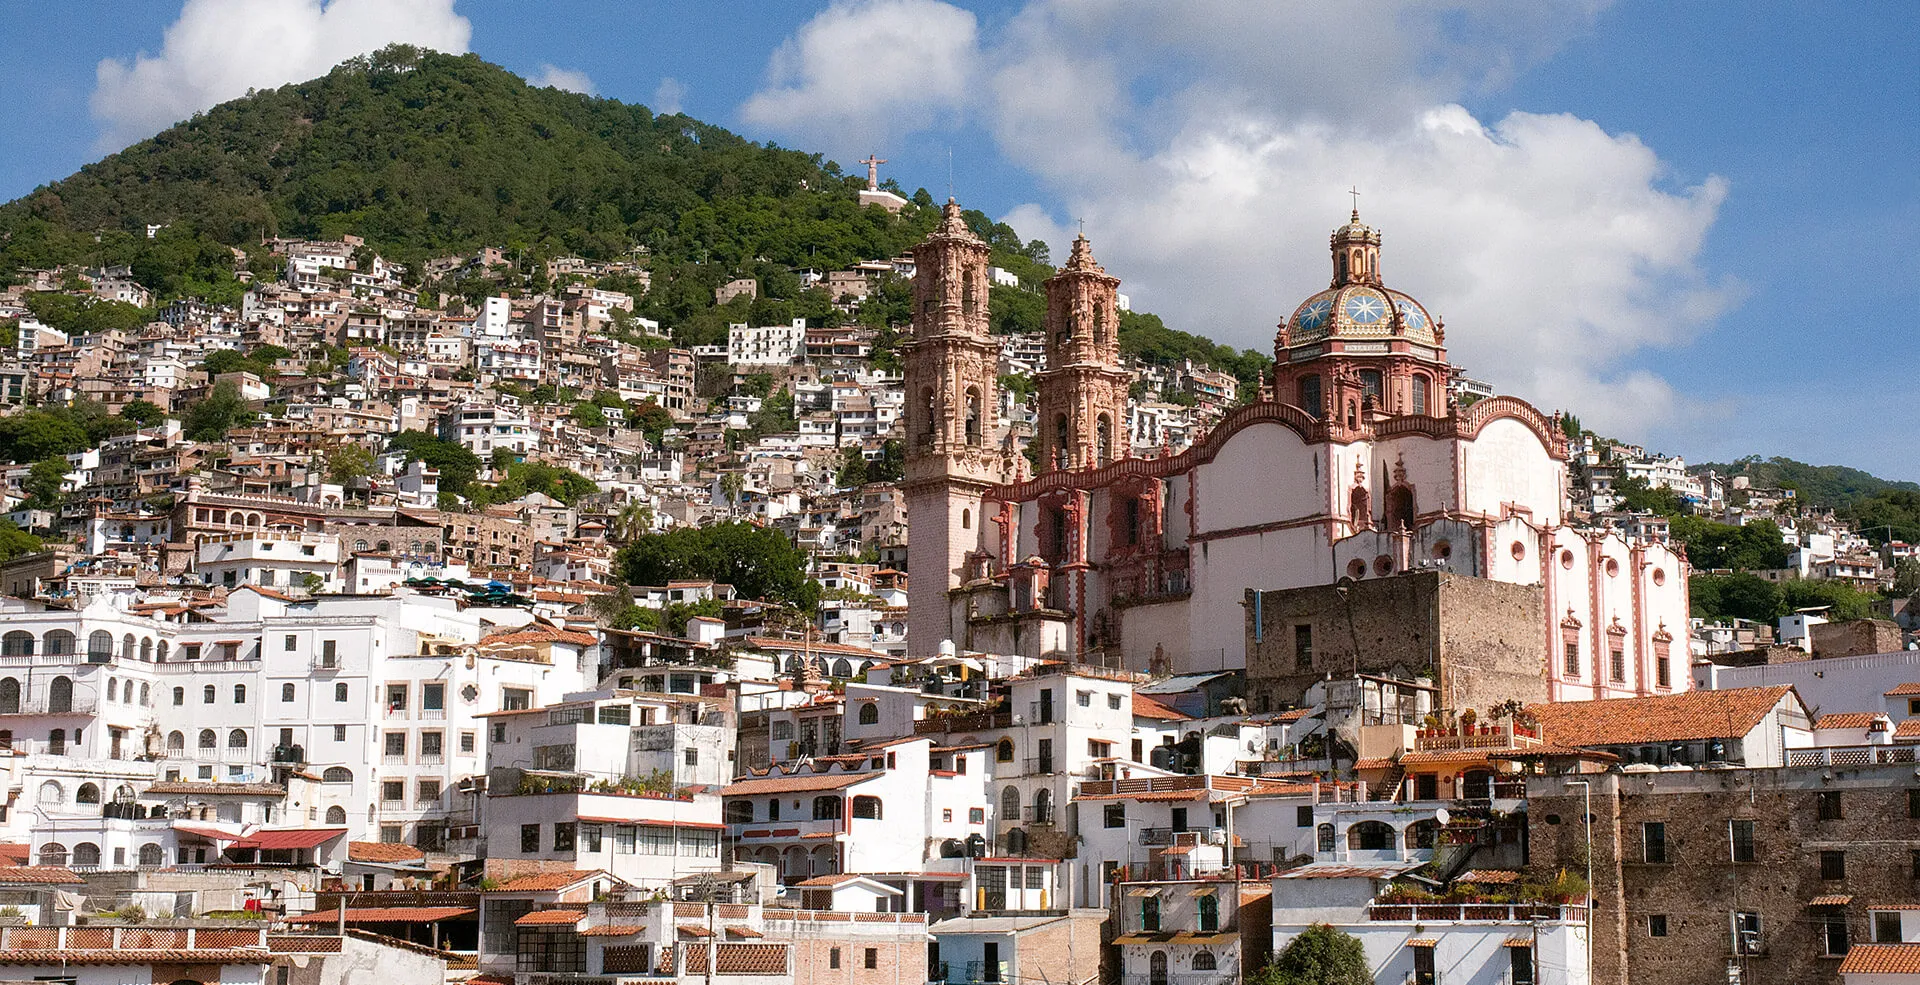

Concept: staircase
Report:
left=1370, top=762, right=1406, bottom=802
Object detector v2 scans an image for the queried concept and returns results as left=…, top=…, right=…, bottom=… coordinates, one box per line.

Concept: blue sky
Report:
left=1, top=1, right=1915, bottom=480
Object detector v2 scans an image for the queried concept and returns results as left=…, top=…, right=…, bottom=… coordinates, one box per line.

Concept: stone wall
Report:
left=1813, top=619, right=1905, bottom=659
left=1527, top=766, right=1920, bottom=985
left=1244, top=570, right=1546, bottom=713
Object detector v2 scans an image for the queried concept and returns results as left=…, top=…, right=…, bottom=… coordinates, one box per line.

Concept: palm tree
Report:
left=612, top=501, right=653, bottom=544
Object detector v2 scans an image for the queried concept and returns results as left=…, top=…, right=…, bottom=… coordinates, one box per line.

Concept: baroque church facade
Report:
left=902, top=201, right=1690, bottom=703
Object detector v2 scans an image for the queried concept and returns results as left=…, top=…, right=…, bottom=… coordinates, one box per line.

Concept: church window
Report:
left=1349, top=486, right=1371, bottom=530
left=1122, top=498, right=1141, bottom=548
left=1387, top=486, right=1416, bottom=531
left=922, top=388, right=937, bottom=439
left=1093, top=303, right=1106, bottom=343
left=1095, top=415, right=1112, bottom=466
left=1563, top=641, right=1580, bottom=677
left=961, top=509, right=971, bottom=530
left=1054, top=415, right=1071, bottom=470
left=1359, top=370, right=1384, bottom=407
left=1610, top=649, right=1626, bottom=683
left=1337, top=253, right=1348, bottom=282
left=965, top=387, right=982, bottom=446
left=1412, top=375, right=1430, bottom=415
left=1298, top=375, right=1322, bottom=416
left=962, top=277, right=976, bottom=314
left=1347, top=558, right=1367, bottom=579
left=1047, top=508, right=1069, bottom=563
left=1293, top=625, right=1313, bottom=671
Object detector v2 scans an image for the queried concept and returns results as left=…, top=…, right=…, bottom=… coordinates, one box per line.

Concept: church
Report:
left=901, top=201, right=1689, bottom=704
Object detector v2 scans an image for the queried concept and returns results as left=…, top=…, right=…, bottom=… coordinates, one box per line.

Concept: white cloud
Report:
left=531, top=64, right=595, bottom=95
left=739, top=0, right=979, bottom=153
left=91, top=0, right=471, bottom=151
left=653, top=77, right=688, bottom=115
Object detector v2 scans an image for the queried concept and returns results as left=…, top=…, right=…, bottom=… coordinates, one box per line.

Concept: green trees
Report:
left=1251, top=924, right=1371, bottom=985
left=21, top=458, right=69, bottom=510
left=470, top=461, right=599, bottom=507
left=1669, top=517, right=1791, bottom=571
left=182, top=381, right=256, bottom=441
left=0, top=519, right=42, bottom=562
left=616, top=521, right=820, bottom=610
left=324, top=443, right=376, bottom=484
left=21, top=293, right=152, bottom=335
left=387, top=431, right=482, bottom=497
left=1613, top=476, right=1687, bottom=516
left=118, top=400, right=167, bottom=426
left=0, top=412, right=90, bottom=464
left=1690, top=572, right=1785, bottom=623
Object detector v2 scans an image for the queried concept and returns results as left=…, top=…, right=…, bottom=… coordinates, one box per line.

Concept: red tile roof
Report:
left=720, top=771, right=877, bottom=797
left=1524, top=686, right=1797, bottom=747
left=285, top=907, right=474, bottom=924
left=0, top=866, right=83, bottom=884
left=1132, top=694, right=1190, bottom=721
left=1814, top=712, right=1880, bottom=730
left=1840, top=943, right=1920, bottom=974
left=684, top=942, right=788, bottom=975
left=1888, top=683, right=1920, bottom=696
left=492, top=870, right=603, bottom=892
left=1898, top=719, right=1920, bottom=742
left=0, top=949, right=273, bottom=965
left=348, top=841, right=426, bottom=864
left=234, top=827, right=347, bottom=850
left=579, top=924, right=647, bottom=937
left=0, top=845, right=30, bottom=866
left=515, top=908, right=587, bottom=926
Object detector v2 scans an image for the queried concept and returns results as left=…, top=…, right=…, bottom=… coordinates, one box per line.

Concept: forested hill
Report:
left=1696, top=456, right=1920, bottom=509
left=0, top=45, right=1264, bottom=382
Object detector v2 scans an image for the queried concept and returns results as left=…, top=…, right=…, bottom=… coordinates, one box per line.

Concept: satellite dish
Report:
left=1433, top=808, right=1451, bottom=827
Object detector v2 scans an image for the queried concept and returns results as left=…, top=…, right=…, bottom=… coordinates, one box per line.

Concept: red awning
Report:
left=233, top=827, right=348, bottom=850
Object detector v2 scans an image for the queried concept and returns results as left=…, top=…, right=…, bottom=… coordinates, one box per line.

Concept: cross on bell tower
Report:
left=859, top=154, right=888, bottom=192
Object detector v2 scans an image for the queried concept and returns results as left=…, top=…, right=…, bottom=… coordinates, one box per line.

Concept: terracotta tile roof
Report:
left=794, top=873, right=865, bottom=887
left=1524, top=685, right=1797, bottom=747
left=1071, top=789, right=1208, bottom=803
left=1132, top=694, right=1189, bottom=721
left=726, top=926, right=764, bottom=939
left=0, top=949, right=273, bottom=965
left=1895, top=719, right=1920, bottom=742
left=678, top=924, right=713, bottom=938
left=267, top=935, right=344, bottom=952
left=0, top=845, right=27, bottom=866
left=720, top=771, right=877, bottom=797
left=1351, top=758, right=1393, bottom=770
left=1888, top=683, right=1920, bottom=696
left=1815, top=712, right=1880, bottom=730
left=515, top=908, right=587, bottom=926
left=492, top=869, right=602, bottom=892
left=740, top=635, right=886, bottom=659
left=348, top=841, right=426, bottom=864
left=1840, top=943, right=1920, bottom=974
left=285, top=907, right=474, bottom=924
left=580, top=924, right=647, bottom=937
left=145, top=781, right=286, bottom=796
left=482, top=625, right=597, bottom=647
left=0, top=866, right=83, bottom=884
left=1808, top=895, right=1854, bottom=906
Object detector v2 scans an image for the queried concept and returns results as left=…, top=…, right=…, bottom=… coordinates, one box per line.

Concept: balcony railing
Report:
left=1789, top=745, right=1916, bottom=767
left=0, top=698, right=98, bottom=717
left=1414, top=722, right=1543, bottom=753
left=1365, top=902, right=1580, bottom=923
left=1024, top=757, right=1055, bottom=775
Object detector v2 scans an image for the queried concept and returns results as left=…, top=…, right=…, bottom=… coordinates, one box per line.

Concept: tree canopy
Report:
left=1252, top=924, right=1371, bottom=985
left=616, top=521, right=820, bottom=610
left=387, top=430, right=482, bottom=496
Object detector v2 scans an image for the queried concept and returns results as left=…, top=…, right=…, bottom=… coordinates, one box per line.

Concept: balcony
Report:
left=1413, top=722, right=1543, bottom=754
left=1024, top=757, right=1056, bottom=775
left=1788, top=745, right=1917, bottom=767
left=1365, top=901, right=1581, bottom=923
left=0, top=698, right=97, bottom=717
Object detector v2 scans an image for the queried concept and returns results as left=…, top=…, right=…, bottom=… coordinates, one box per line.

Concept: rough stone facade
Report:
left=1813, top=619, right=1905, bottom=659
left=1244, top=570, right=1547, bottom=713
left=1527, top=766, right=1920, bottom=985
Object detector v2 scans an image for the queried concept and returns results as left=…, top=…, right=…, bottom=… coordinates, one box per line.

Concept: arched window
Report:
left=47, top=676, right=72, bottom=713
left=1298, top=375, right=1322, bottom=417
left=1411, top=374, right=1430, bottom=416
left=37, top=843, right=67, bottom=866
left=322, top=767, right=352, bottom=783
left=72, top=843, right=100, bottom=867
left=1359, top=370, right=1384, bottom=408
left=139, top=683, right=150, bottom=706
left=1053, top=414, right=1070, bottom=469
left=107, top=679, right=118, bottom=702
left=1316, top=823, right=1336, bottom=853
left=1348, top=820, right=1395, bottom=851
left=121, top=634, right=135, bottom=661
left=38, top=781, right=62, bottom=808
left=155, top=641, right=168, bottom=662
left=852, top=796, right=882, bottom=820
left=1, top=631, right=33, bottom=656
left=42, top=630, right=74, bottom=656
left=113, top=784, right=134, bottom=803
left=1000, top=786, right=1021, bottom=820
left=203, top=685, right=215, bottom=704
left=167, top=731, right=185, bottom=751
left=921, top=387, right=937, bottom=439
left=87, top=631, right=113, bottom=662
left=1406, top=820, right=1440, bottom=849
left=228, top=729, right=249, bottom=750
left=812, top=796, right=841, bottom=820
left=140, top=638, right=152, bottom=662
left=282, top=683, right=296, bottom=702
left=335, top=683, right=349, bottom=702
left=995, top=739, right=1014, bottom=763
left=76, top=783, right=100, bottom=805
left=857, top=703, right=879, bottom=726
left=138, top=843, right=164, bottom=867
left=1005, top=828, right=1028, bottom=855
left=1149, top=951, right=1168, bottom=985
left=1093, top=302, right=1107, bottom=343
left=1096, top=414, right=1112, bottom=466
left=831, top=658, right=852, bottom=678
left=1197, top=893, right=1219, bottom=931
left=1033, top=788, right=1053, bottom=825
left=0, top=678, right=19, bottom=714
left=1387, top=486, right=1416, bottom=532
left=233, top=684, right=247, bottom=703
left=325, top=805, right=347, bottom=825
left=964, top=387, right=982, bottom=446
left=1349, top=485, right=1372, bottom=531
left=198, top=729, right=217, bottom=749
left=1192, top=952, right=1217, bottom=971
left=48, top=729, right=65, bottom=755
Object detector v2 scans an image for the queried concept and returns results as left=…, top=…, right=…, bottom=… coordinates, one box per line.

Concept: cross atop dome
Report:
left=1329, top=206, right=1382, bottom=288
